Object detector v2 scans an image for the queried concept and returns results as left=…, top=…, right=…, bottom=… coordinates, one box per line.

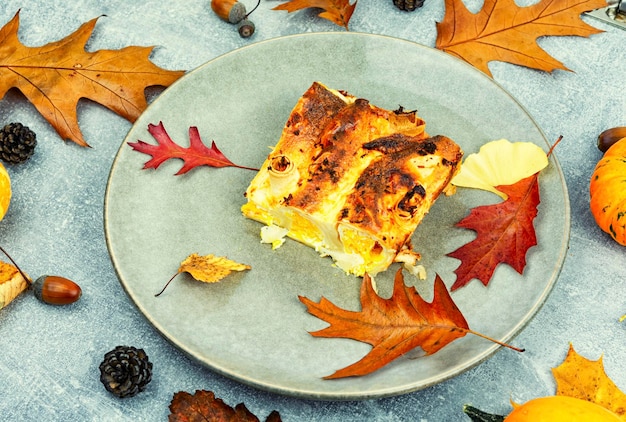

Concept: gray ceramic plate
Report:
left=104, top=33, right=570, bottom=400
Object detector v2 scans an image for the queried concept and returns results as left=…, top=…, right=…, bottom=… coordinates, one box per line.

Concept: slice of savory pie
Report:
left=241, top=82, right=463, bottom=277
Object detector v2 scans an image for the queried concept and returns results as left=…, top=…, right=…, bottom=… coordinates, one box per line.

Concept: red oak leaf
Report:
left=448, top=173, right=540, bottom=291
left=300, top=269, right=471, bottom=379
left=128, top=122, right=258, bottom=175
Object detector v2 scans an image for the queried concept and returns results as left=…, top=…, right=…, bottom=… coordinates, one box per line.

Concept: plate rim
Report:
left=104, top=32, right=571, bottom=400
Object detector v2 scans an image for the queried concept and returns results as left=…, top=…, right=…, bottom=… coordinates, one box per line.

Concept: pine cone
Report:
left=99, top=345, right=153, bottom=398
left=393, top=0, right=426, bottom=11
left=0, top=123, right=37, bottom=164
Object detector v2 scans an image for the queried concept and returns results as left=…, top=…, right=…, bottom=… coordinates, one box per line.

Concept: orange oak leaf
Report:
left=0, top=11, right=185, bottom=146
left=272, top=0, right=357, bottom=29
left=300, top=269, right=522, bottom=379
left=448, top=173, right=540, bottom=291
left=168, top=390, right=282, bottom=422
left=435, top=0, right=606, bottom=77
left=128, top=122, right=258, bottom=175
left=552, top=344, right=626, bottom=418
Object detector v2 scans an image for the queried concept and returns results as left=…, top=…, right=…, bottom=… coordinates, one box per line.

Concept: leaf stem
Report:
left=547, top=135, right=563, bottom=157
left=155, top=272, right=179, bottom=297
left=0, top=245, right=32, bottom=286
left=234, top=164, right=260, bottom=172
left=468, top=328, right=525, bottom=352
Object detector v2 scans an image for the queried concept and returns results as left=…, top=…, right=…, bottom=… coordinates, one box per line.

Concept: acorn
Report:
left=32, top=275, right=82, bottom=306
left=237, top=19, right=255, bottom=38
left=211, top=0, right=259, bottom=37
left=597, top=126, right=626, bottom=153
left=211, top=0, right=247, bottom=24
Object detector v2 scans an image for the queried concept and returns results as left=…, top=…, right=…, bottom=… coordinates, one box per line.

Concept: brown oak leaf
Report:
left=168, top=389, right=282, bottom=422
left=128, top=122, right=258, bottom=175
left=0, top=11, right=185, bottom=146
left=447, top=173, right=540, bottom=291
left=300, top=269, right=521, bottom=379
left=552, top=344, right=626, bottom=418
left=272, top=0, right=357, bottom=29
left=435, top=0, right=606, bottom=76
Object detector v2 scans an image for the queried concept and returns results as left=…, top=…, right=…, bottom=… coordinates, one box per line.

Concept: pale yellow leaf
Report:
left=451, top=139, right=548, bottom=199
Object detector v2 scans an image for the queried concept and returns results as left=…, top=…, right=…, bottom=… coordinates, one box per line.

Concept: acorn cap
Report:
left=228, top=2, right=247, bottom=23
left=237, top=19, right=255, bottom=38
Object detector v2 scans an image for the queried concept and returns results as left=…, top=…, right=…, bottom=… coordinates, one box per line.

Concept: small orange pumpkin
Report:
left=590, top=136, right=626, bottom=245
left=504, top=396, right=621, bottom=421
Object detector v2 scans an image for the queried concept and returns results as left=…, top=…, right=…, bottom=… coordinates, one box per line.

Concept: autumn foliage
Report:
left=0, top=260, right=28, bottom=310
left=0, top=1, right=606, bottom=148
left=155, top=253, right=251, bottom=296
left=272, top=0, right=605, bottom=77
left=435, top=0, right=606, bottom=76
left=448, top=174, right=541, bottom=290
left=552, top=345, right=626, bottom=418
left=169, top=390, right=282, bottom=422
left=128, top=122, right=258, bottom=175
left=273, top=0, right=357, bottom=29
left=300, top=269, right=522, bottom=378
left=0, top=11, right=184, bottom=146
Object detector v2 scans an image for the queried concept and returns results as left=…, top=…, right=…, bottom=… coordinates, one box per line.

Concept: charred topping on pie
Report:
left=285, top=83, right=348, bottom=140
left=398, top=184, right=427, bottom=216
left=363, top=134, right=438, bottom=156
left=342, top=134, right=462, bottom=235
left=285, top=100, right=374, bottom=210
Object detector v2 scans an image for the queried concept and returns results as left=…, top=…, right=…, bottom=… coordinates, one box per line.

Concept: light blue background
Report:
left=0, top=1, right=624, bottom=420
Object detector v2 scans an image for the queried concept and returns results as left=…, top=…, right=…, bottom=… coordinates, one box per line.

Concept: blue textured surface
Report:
left=0, top=1, right=624, bottom=420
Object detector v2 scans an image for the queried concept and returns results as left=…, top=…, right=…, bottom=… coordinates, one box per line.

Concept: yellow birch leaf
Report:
left=451, top=139, right=548, bottom=199
left=179, top=253, right=251, bottom=283
left=0, top=260, right=29, bottom=310
left=552, top=344, right=626, bottom=419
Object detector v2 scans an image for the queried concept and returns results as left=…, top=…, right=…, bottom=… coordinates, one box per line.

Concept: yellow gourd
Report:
left=590, top=136, right=626, bottom=245
left=504, top=396, right=621, bottom=421
left=0, top=162, right=11, bottom=221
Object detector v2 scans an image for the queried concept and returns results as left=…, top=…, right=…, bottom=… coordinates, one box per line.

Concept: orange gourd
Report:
left=0, top=161, right=10, bottom=221
left=590, top=136, right=626, bottom=246
left=504, top=396, right=621, bottom=421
